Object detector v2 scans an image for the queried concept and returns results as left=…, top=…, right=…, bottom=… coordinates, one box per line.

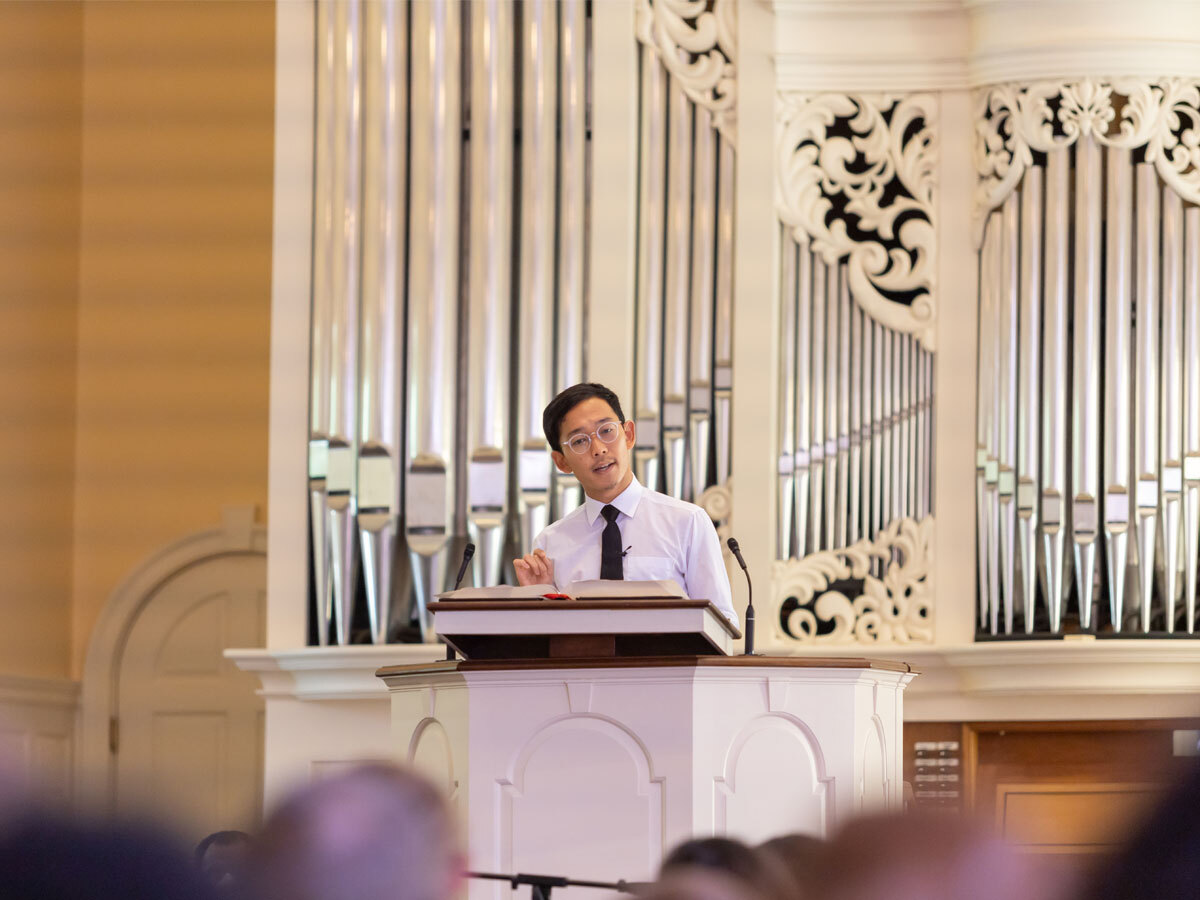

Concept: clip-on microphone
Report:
left=726, top=537, right=755, bottom=656
left=446, top=542, right=475, bottom=660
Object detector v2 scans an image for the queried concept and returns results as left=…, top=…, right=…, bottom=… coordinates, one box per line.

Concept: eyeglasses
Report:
left=563, top=421, right=623, bottom=455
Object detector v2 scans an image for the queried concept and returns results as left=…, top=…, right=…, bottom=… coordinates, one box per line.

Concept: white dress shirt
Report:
left=532, top=476, right=739, bottom=628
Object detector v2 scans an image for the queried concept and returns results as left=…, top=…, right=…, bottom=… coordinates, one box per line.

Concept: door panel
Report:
left=115, top=554, right=265, bottom=840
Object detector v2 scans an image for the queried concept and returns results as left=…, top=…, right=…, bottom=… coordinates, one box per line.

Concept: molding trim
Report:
left=776, top=55, right=968, bottom=94
left=0, top=676, right=79, bottom=710
left=777, top=639, right=1200, bottom=720
left=228, top=645, right=445, bottom=701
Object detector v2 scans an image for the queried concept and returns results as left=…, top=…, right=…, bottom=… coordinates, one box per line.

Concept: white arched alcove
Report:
left=77, top=506, right=267, bottom=820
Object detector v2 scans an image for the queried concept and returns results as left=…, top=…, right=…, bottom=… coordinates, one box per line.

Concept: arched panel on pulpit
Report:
left=498, top=716, right=664, bottom=898
left=715, top=714, right=833, bottom=841
left=408, top=718, right=457, bottom=802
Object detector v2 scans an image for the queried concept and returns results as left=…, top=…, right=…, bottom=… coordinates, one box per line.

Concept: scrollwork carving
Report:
left=698, top=479, right=733, bottom=557
left=776, top=92, right=938, bottom=351
left=636, top=0, right=736, bottom=141
left=773, top=516, right=934, bottom=644
left=974, top=78, right=1200, bottom=234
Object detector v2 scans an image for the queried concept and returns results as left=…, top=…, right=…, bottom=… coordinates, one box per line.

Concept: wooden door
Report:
left=114, top=554, right=265, bottom=840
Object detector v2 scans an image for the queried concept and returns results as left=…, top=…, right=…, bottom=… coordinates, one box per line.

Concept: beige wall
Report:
left=72, top=0, right=276, bottom=676
left=0, top=2, right=83, bottom=680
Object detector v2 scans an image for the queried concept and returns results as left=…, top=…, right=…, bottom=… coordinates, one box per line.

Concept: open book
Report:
left=436, top=579, right=687, bottom=601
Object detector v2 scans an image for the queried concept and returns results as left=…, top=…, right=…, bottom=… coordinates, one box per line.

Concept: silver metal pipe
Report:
left=464, top=0, right=514, bottom=590
left=689, top=107, right=718, bottom=504
left=1072, top=137, right=1102, bottom=630
left=860, top=304, right=874, bottom=539
left=1134, top=162, right=1161, bottom=634
left=983, top=212, right=1002, bottom=635
left=713, top=137, right=735, bottom=488
left=326, top=0, right=364, bottom=646
left=811, top=257, right=827, bottom=551
left=1103, top=149, right=1132, bottom=633
left=634, top=48, right=666, bottom=491
left=871, top=317, right=884, bottom=546
left=824, top=264, right=840, bottom=550
left=976, top=215, right=996, bottom=631
left=906, top=333, right=917, bottom=520
left=555, top=0, right=587, bottom=520
left=896, top=332, right=909, bottom=529
left=406, top=0, right=461, bottom=639
left=848, top=291, right=863, bottom=544
left=913, top=338, right=922, bottom=517
left=778, top=230, right=798, bottom=560
left=837, top=267, right=852, bottom=547
left=309, top=0, right=337, bottom=646
left=880, top=320, right=894, bottom=539
left=358, top=0, right=409, bottom=642
left=1017, top=170, right=1046, bottom=633
left=998, top=193, right=1020, bottom=633
left=1185, top=206, right=1200, bottom=633
left=662, top=75, right=692, bottom=501
left=1161, top=186, right=1184, bottom=632
left=516, top=0, right=558, bottom=547
left=1042, top=151, right=1071, bottom=633
left=794, top=243, right=813, bottom=557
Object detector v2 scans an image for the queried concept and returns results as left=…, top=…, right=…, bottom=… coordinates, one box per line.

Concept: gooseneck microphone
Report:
left=726, top=537, right=755, bottom=656
left=447, top=543, right=476, bottom=660
left=453, top=542, right=476, bottom=590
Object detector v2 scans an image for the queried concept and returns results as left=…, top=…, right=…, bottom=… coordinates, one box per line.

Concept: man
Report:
left=514, top=382, right=738, bottom=627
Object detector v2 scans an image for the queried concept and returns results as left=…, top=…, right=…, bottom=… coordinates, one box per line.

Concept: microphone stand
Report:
left=469, top=871, right=642, bottom=900
left=446, top=543, right=475, bottom=661
left=726, top=537, right=755, bottom=656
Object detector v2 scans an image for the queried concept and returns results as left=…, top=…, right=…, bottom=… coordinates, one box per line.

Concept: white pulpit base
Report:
left=378, top=656, right=914, bottom=900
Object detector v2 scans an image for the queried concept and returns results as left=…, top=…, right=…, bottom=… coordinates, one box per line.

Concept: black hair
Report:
left=195, top=831, right=251, bottom=863
left=541, top=383, right=625, bottom=450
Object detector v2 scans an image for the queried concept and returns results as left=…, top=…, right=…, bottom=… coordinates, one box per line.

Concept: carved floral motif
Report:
left=974, top=78, right=1200, bottom=232
left=776, top=92, right=938, bottom=350
left=773, top=516, right=934, bottom=644
left=636, top=0, right=736, bottom=141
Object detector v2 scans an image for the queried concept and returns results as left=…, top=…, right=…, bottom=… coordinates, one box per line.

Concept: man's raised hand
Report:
left=513, top=548, right=555, bottom=587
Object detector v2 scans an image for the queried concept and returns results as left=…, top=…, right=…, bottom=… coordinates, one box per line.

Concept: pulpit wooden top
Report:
left=376, top=655, right=915, bottom=679
left=428, top=598, right=741, bottom=639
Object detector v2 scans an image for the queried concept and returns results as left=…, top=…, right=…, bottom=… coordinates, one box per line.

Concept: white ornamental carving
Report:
left=698, top=479, right=733, bottom=557
left=974, top=78, right=1200, bottom=235
left=776, top=92, right=938, bottom=351
left=636, top=0, right=736, bottom=141
left=773, top=517, right=934, bottom=645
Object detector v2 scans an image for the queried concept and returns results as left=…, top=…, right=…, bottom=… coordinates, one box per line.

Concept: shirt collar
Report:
left=583, top=475, right=645, bottom=525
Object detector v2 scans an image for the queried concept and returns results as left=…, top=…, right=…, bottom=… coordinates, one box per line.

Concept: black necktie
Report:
left=600, top=504, right=623, bottom=580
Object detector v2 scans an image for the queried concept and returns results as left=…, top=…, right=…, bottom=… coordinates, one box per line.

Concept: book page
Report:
left=436, top=584, right=559, bottom=601
left=566, top=579, right=687, bottom=599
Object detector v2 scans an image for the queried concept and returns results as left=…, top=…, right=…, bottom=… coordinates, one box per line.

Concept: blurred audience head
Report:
left=644, top=867, right=770, bottom=900
left=757, top=833, right=823, bottom=898
left=196, top=829, right=252, bottom=893
left=660, top=836, right=794, bottom=900
left=1081, top=760, right=1200, bottom=900
left=0, top=812, right=217, bottom=900
left=805, top=811, right=1049, bottom=900
left=248, top=763, right=463, bottom=900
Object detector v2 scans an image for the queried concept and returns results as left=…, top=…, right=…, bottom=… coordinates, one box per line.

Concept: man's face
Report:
left=551, top=396, right=636, bottom=503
